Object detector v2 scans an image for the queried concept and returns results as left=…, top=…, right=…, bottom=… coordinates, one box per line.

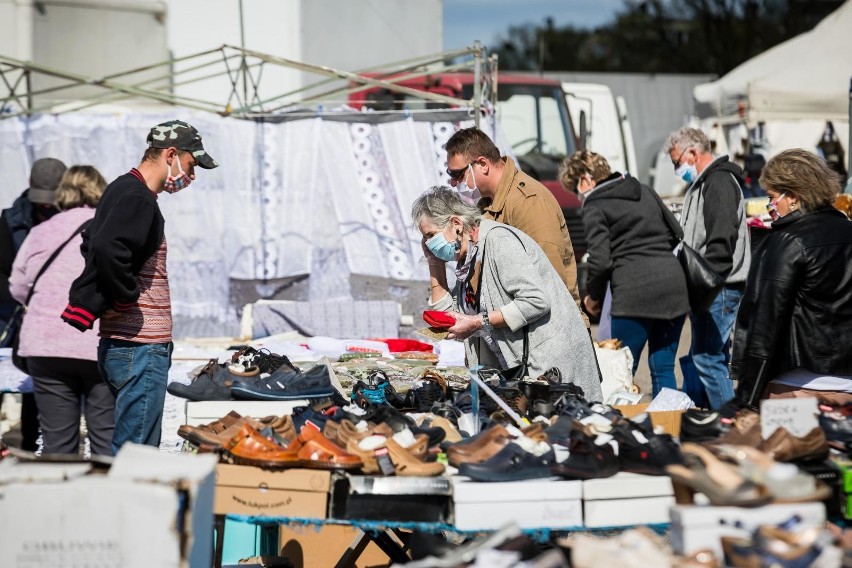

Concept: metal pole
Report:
left=473, top=41, right=482, bottom=129
left=491, top=53, right=499, bottom=138
left=239, top=0, right=248, bottom=105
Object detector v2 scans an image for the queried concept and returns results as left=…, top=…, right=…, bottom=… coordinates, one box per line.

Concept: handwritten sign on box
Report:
left=760, top=397, right=819, bottom=440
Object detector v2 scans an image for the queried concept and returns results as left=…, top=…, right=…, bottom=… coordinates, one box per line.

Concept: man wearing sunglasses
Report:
left=444, top=127, right=588, bottom=329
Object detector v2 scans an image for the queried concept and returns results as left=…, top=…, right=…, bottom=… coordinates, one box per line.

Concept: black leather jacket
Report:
left=732, top=206, right=852, bottom=404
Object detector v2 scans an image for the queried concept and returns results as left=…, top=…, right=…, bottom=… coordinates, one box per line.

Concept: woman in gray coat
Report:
left=413, top=187, right=602, bottom=401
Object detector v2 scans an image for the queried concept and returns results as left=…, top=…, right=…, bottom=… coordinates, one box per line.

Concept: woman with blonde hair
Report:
left=560, top=150, right=689, bottom=397
left=10, top=165, right=114, bottom=456
left=732, top=149, right=852, bottom=406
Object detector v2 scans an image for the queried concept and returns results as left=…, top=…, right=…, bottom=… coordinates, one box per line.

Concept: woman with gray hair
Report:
left=731, top=149, right=852, bottom=407
left=413, top=186, right=602, bottom=401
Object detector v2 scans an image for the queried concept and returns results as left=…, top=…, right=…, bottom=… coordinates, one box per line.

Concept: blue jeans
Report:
left=688, top=286, right=742, bottom=410
left=98, top=338, right=172, bottom=454
left=611, top=315, right=686, bottom=397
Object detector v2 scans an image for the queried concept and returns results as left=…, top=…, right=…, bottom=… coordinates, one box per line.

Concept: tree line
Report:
left=493, top=0, right=845, bottom=75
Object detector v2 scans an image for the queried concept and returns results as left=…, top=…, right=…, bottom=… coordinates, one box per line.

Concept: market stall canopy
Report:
left=694, top=1, right=852, bottom=122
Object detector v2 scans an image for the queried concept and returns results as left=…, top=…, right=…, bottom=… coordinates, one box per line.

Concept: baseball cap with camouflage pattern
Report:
left=146, top=120, right=218, bottom=169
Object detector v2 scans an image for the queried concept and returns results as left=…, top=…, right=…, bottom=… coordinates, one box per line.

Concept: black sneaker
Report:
left=611, top=420, right=682, bottom=475
left=551, top=426, right=619, bottom=480
left=680, top=409, right=728, bottom=442
left=459, top=442, right=555, bottom=482
left=167, top=359, right=239, bottom=401
left=231, top=365, right=334, bottom=400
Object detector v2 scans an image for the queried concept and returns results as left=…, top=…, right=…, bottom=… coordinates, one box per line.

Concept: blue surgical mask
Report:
left=675, top=161, right=698, bottom=184
left=426, top=231, right=459, bottom=262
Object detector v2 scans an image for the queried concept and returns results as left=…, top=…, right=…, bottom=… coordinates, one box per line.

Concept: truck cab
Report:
left=348, top=73, right=587, bottom=261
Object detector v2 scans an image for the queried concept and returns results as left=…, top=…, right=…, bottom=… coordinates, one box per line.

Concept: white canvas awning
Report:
left=694, top=1, right=852, bottom=122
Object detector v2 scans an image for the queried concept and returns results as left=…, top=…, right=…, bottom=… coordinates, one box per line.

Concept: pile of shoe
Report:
left=720, top=514, right=843, bottom=567
left=178, top=407, right=361, bottom=470
left=177, top=401, right=456, bottom=476
left=668, top=402, right=845, bottom=507
left=445, top=396, right=684, bottom=483
left=167, top=346, right=339, bottom=402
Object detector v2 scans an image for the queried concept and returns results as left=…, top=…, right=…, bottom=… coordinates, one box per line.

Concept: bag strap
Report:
left=477, top=225, right=530, bottom=366
left=24, top=219, right=91, bottom=305
left=646, top=185, right=684, bottom=243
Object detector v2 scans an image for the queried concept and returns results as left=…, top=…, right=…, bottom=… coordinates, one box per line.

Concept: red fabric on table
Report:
left=370, top=338, right=435, bottom=353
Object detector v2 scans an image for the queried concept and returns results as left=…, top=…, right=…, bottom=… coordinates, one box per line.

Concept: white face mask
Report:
left=456, top=164, right=481, bottom=206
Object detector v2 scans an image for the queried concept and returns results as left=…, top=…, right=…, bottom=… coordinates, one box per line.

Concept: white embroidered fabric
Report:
left=0, top=111, right=512, bottom=337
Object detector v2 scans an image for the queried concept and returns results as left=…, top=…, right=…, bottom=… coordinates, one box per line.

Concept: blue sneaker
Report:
left=231, top=365, right=334, bottom=401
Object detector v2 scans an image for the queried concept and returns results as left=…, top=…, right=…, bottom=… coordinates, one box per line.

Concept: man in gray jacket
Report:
left=665, top=127, right=750, bottom=409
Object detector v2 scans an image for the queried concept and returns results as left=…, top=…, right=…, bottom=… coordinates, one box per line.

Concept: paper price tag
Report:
left=760, top=397, right=819, bottom=440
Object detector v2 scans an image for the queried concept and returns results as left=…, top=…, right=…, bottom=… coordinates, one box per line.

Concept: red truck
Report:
left=347, top=72, right=587, bottom=265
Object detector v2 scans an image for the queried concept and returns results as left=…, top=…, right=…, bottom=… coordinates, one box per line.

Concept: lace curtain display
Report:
left=0, top=111, right=511, bottom=337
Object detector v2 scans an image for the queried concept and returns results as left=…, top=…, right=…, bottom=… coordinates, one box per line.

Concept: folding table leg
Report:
left=213, top=514, right=225, bottom=568
left=334, top=529, right=371, bottom=568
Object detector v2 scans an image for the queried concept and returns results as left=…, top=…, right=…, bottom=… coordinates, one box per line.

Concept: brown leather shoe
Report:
left=294, top=426, right=362, bottom=470
left=178, top=411, right=244, bottom=447
left=200, top=416, right=267, bottom=449
left=385, top=438, right=445, bottom=476
left=447, top=425, right=513, bottom=467
left=706, top=410, right=761, bottom=447
left=447, top=424, right=511, bottom=458
left=336, top=419, right=393, bottom=447
left=758, top=427, right=829, bottom=463
left=222, top=424, right=301, bottom=468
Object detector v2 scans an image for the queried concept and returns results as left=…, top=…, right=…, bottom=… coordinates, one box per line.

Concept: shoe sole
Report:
left=167, top=385, right=232, bottom=402
left=221, top=450, right=302, bottom=469
left=230, top=387, right=334, bottom=401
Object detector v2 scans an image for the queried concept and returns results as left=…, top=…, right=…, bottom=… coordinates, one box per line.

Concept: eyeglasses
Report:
left=446, top=162, right=475, bottom=182
left=767, top=192, right=786, bottom=212
left=672, top=147, right=692, bottom=169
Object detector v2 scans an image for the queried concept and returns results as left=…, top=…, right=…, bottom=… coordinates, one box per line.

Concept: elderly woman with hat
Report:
left=413, top=186, right=602, bottom=401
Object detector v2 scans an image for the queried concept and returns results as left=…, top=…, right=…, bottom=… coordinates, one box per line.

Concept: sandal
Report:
left=221, top=424, right=301, bottom=468
left=666, top=443, right=772, bottom=507
left=295, top=426, right=362, bottom=470
left=713, top=444, right=831, bottom=504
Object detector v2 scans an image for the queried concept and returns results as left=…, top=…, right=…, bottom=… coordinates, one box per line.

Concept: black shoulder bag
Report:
left=2, top=220, right=91, bottom=374
left=650, top=187, right=723, bottom=314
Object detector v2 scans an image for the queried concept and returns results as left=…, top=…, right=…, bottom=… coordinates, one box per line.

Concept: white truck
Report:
left=563, top=82, right=638, bottom=177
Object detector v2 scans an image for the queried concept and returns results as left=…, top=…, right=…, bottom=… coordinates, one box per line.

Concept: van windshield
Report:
left=463, top=83, right=575, bottom=181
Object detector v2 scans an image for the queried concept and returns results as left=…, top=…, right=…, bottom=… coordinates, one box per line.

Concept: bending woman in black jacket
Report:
left=731, top=149, right=852, bottom=407
left=559, top=151, right=689, bottom=397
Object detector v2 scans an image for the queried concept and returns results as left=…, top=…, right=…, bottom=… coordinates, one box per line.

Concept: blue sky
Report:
left=444, top=0, right=624, bottom=51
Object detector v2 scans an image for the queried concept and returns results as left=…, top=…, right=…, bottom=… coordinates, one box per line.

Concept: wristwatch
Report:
left=481, top=313, right=493, bottom=334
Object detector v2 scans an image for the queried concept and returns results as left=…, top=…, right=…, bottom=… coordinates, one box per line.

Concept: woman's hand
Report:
left=421, top=236, right=444, bottom=267
left=446, top=311, right=482, bottom=341
left=583, top=296, right=601, bottom=317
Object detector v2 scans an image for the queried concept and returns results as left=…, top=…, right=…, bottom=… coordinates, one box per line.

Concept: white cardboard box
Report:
left=452, top=477, right=583, bottom=530
left=0, top=444, right=217, bottom=568
left=582, top=472, right=674, bottom=528
left=185, top=399, right=308, bottom=426
left=582, top=472, right=673, bottom=500
left=584, top=496, right=676, bottom=528
left=670, top=502, right=826, bottom=558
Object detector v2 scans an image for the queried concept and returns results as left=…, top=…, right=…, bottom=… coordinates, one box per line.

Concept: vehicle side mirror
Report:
left=578, top=110, right=588, bottom=151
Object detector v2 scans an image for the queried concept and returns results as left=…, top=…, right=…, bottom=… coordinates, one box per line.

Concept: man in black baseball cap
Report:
left=2, top=156, right=68, bottom=333
left=26, top=157, right=69, bottom=205
left=63, top=119, right=218, bottom=454
left=1, top=156, right=67, bottom=451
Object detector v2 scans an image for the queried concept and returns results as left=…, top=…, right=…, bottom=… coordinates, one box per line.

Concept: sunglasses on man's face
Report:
left=446, top=161, right=475, bottom=182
